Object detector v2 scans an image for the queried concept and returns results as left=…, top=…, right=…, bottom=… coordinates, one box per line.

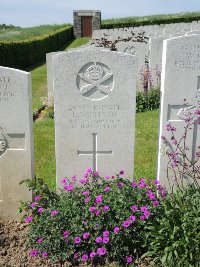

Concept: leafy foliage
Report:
left=144, top=185, right=200, bottom=267
left=20, top=170, right=165, bottom=266
left=136, top=89, right=160, bottom=113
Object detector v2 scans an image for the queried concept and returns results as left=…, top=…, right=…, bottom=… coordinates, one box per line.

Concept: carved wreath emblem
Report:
left=76, top=62, right=114, bottom=100
left=124, top=46, right=136, bottom=55
left=0, top=127, right=8, bottom=156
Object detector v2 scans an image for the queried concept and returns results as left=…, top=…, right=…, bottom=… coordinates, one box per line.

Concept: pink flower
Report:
left=130, top=205, right=138, bottom=211
left=90, top=251, right=96, bottom=258
left=118, top=182, right=124, bottom=188
left=30, top=202, right=36, bottom=208
left=50, top=210, right=58, bottom=217
left=119, top=170, right=125, bottom=175
left=113, top=227, right=120, bottom=234
left=81, top=254, right=88, bottom=261
left=82, top=232, right=90, bottom=239
left=83, top=191, right=89, bottom=196
left=140, top=206, right=148, bottom=212
left=72, top=175, right=77, bottom=182
left=74, top=236, right=81, bottom=244
left=95, top=194, right=103, bottom=203
left=34, top=195, right=41, bottom=202
left=138, top=183, right=146, bottom=188
left=103, top=230, right=109, bottom=237
left=37, top=238, right=43, bottom=244
left=129, top=215, right=136, bottom=222
left=96, top=210, right=101, bottom=216
left=122, top=220, right=131, bottom=228
left=131, top=181, right=138, bottom=187
left=92, top=171, right=99, bottom=177
left=38, top=207, right=44, bottom=213
left=89, top=206, right=96, bottom=212
left=103, top=237, right=109, bottom=243
left=140, top=215, right=146, bottom=221
left=97, top=247, right=106, bottom=256
left=104, top=186, right=110, bottom=192
left=95, top=236, right=102, bottom=243
left=126, top=256, right=133, bottom=263
left=24, top=216, right=33, bottom=223
left=61, top=178, right=67, bottom=184
left=42, top=252, right=48, bottom=258
left=29, top=249, right=38, bottom=257
left=144, top=210, right=151, bottom=218
left=74, top=253, right=79, bottom=259
left=104, top=175, right=110, bottom=179
left=79, top=178, right=88, bottom=184
left=63, top=231, right=69, bottom=237
left=87, top=167, right=92, bottom=173
left=64, top=184, right=74, bottom=191
left=84, top=197, right=90, bottom=203
left=153, top=200, right=159, bottom=206
left=103, top=205, right=110, bottom=212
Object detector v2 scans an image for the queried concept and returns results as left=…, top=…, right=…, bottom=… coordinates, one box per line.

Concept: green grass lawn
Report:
left=0, top=24, right=70, bottom=41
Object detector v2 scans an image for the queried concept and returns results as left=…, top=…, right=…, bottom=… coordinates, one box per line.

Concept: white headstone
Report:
left=53, top=50, right=137, bottom=185
left=116, top=41, right=147, bottom=90
left=157, top=35, right=200, bottom=188
left=0, top=67, right=34, bottom=218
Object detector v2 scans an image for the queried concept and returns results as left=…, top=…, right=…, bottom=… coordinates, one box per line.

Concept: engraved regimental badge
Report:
left=77, top=62, right=114, bottom=100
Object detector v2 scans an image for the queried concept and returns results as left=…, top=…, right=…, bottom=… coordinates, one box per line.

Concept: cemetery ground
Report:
left=0, top=37, right=159, bottom=266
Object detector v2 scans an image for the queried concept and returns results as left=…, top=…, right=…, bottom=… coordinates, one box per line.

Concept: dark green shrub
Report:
left=136, top=89, right=160, bottom=113
left=144, top=185, right=200, bottom=267
left=0, top=26, right=73, bottom=69
left=20, top=170, right=165, bottom=266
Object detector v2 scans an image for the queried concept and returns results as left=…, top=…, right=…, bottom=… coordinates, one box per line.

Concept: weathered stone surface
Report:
left=53, top=50, right=137, bottom=185
left=0, top=67, right=34, bottom=218
left=157, top=35, right=200, bottom=188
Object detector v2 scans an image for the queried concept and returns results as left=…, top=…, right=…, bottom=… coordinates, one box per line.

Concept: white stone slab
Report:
left=157, top=35, right=200, bottom=188
left=116, top=41, right=146, bottom=90
left=53, top=50, right=137, bottom=186
left=0, top=67, right=34, bottom=218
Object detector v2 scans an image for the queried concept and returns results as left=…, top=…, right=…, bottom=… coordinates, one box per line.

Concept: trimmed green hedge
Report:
left=101, top=15, right=200, bottom=29
left=0, top=26, right=73, bottom=69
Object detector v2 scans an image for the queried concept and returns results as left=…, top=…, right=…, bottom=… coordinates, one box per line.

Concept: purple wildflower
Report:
left=50, top=210, right=58, bottom=217
left=74, top=236, right=81, bottom=244
left=95, top=194, right=103, bottom=203
left=103, top=205, right=110, bottom=212
left=37, top=238, right=43, bottom=244
left=29, top=249, right=38, bottom=257
left=153, top=200, right=159, bottom=206
left=83, top=191, right=89, bottom=196
left=64, top=184, right=74, bottom=191
left=30, top=202, right=36, bottom=209
left=84, top=197, right=90, bottom=203
left=129, top=215, right=136, bottom=222
left=103, top=230, right=109, bottom=237
left=113, top=227, right=120, bottom=234
left=119, top=170, right=125, bottom=175
left=61, top=178, right=67, bottom=184
left=97, top=247, right=106, bottom=256
left=90, top=251, right=96, bottom=258
left=104, top=175, right=110, bottom=179
left=74, top=253, right=79, bottom=259
left=131, top=181, right=138, bottom=187
left=81, top=254, right=88, bottom=262
left=122, top=220, right=131, bottom=228
left=130, top=205, right=138, bottom=211
left=42, top=252, right=48, bottom=258
left=95, top=236, right=102, bottom=243
left=38, top=207, right=44, bottom=213
left=126, top=256, right=133, bottom=263
left=95, top=210, right=101, bottom=216
left=82, top=232, right=90, bottom=239
left=24, top=216, right=33, bottom=223
left=140, top=206, right=148, bottom=212
left=104, top=186, right=110, bottom=192
left=89, top=206, right=96, bottom=212
left=140, top=215, right=146, bottom=221
left=144, top=210, right=151, bottom=218
left=63, top=231, right=69, bottom=238
left=118, top=182, right=124, bottom=188
left=103, top=237, right=109, bottom=243
left=34, top=195, right=41, bottom=202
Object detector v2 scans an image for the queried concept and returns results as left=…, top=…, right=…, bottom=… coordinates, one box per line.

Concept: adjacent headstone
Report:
left=53, top=50, right=137, bottom=185
left=157, top=35, right=200, bottom=188
left=0, top=67, right=34, bottom=218
left=46, top=52, right=62, bottom=104
left=116, top=42, right=146, bottom=90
